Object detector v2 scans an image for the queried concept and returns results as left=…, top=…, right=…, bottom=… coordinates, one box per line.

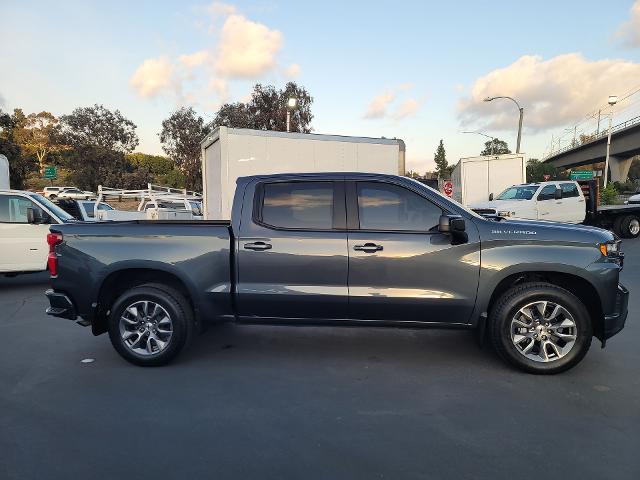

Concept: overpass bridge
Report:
left=543, top=115, right=640, bottom=182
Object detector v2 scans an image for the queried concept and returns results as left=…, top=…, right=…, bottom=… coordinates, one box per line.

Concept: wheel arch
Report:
left=482, top=269, right=604, bottom=340
left=93, top=265, right=199, bottom=336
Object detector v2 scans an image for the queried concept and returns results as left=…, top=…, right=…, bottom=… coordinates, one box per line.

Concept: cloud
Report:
left=399, top=82, right=414, bottom=91
left=214, top=13, right=283, bottom=77
left=179, top=50, right=210, bottom=69
left=129, top=56, right=177, bottom=98
left=208, top=78, right=229, bottom=104
left=0, top=92, right=5, bottom=108
left=208, top=1, right=237, bottom=18
left=615, top=1, right=640, bottom=47
left=393, top=98, right=419, bottom=119
left=284, top=63, right=301, bottom=78
left=457, top=53, right=640, bottom=132
left=364, top=91, right=396, bottom=119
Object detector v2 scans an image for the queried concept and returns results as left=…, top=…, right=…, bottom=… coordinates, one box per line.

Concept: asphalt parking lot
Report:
left=1, top=243, right=639, bottom=480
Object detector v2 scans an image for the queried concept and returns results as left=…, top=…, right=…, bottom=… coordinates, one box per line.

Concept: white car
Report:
left=43, top=186, right=72, bottom=199
left=0, top=189, right=74, bottom=275
left=470, top=181, right=586, bottom=224
left=56, top=187, right=94, bottom=200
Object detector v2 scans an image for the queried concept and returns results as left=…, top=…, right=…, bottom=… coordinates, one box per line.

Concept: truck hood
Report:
left=481, top=217, right=615, bottom=244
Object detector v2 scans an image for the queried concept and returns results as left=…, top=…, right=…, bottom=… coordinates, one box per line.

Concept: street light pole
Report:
left=461, top=131, right=496, bottom=155
left=603, top=95, right=618, bottom=188
left=484, top=96, right=524, bottom=153
left=286, top=97, right=298, bottom=133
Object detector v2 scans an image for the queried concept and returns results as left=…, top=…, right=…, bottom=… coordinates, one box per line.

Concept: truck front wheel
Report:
left=107, top=283, right=194, bottom=366
left=489, top=282, right=592, bottom=374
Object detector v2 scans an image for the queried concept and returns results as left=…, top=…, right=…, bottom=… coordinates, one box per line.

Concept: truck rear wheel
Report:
left=619, top=214, right=640, bottom=238
left=489, top=282, right=592, bottom=374
left=107, top=283, right=194, bottom=366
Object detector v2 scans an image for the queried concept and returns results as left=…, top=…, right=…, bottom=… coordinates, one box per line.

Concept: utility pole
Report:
left=596, top=109, right=601, bottom=136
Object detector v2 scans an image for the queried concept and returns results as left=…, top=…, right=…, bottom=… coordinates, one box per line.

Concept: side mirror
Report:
left=438, top=215, right=466, bottom=233
left=554, top=188, right=562, bottom=200
left=489, top=193, right=494, bottom=201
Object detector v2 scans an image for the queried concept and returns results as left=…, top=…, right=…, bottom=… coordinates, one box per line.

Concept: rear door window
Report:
left=0, top=195, right=43, bottom=223
left=259, top=182, right=334, bottom=230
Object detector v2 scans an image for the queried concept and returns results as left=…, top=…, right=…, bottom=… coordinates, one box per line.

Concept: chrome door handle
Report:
left=353, top=243, right=383, bottom=252
left=244, top=241, right=272, bottom=251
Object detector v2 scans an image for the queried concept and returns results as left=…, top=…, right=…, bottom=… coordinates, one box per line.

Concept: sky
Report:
left=2, top=0, right=640, bottom=173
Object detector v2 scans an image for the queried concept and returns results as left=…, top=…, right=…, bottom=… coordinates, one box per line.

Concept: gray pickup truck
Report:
left=45, top=173, right=628, bottom=373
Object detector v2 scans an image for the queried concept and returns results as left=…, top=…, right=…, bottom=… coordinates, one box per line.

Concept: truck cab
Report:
left=470, top=181, right=586, bottom=224
left=0, top=189, right=74, bottom=274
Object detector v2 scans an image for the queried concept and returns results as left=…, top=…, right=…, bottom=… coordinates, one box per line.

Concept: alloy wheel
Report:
left=510, top=300, right=577, bottom=363
left=119, top=300, right=173, bottom=356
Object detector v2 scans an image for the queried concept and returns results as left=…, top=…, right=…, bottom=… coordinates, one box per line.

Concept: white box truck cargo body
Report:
left=450, top=154, right=526, bottom=205
left=201, top=127, right=405, bottom=219
left=0, top=154, right=9, bottom=190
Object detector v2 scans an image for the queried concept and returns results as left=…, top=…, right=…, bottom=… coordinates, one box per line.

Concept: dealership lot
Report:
left=0, top=243, right=639, bottom=479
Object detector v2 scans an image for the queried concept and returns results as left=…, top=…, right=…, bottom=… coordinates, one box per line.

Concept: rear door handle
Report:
left=244, top=241, right=272, bottom=251
left=353, top=243, right=383, bottom=252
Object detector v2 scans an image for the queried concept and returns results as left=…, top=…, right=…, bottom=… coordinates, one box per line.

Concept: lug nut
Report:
left=542, top=335, right=547, bottom=340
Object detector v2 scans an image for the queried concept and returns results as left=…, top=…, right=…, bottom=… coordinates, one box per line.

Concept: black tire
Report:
left=613, top=215, right=625, bottom=237
left=620, top=214, right=640, bottom=238
left=107, top=283, right=194, bottom=366
left=489, top=282, right=592, bottom=374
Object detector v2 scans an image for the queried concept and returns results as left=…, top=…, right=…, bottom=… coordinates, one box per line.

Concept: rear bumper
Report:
left=45, top=289, right=77, bottom=320
left=602, top=283, right=628, bottom=342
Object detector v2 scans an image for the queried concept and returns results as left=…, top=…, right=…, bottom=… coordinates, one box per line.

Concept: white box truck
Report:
left=201, top=127, right=405, bottom=219
left=0, top=154, right=9, bottom=190
left=450, top=154, right=526, bottom=205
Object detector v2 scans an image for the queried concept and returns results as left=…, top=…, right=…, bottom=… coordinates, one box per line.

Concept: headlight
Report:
left=599, top=241, right=619, bottom=256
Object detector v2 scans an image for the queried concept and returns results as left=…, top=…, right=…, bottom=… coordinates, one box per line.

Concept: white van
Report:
left=470, top=181, right=586, bottom=224
left=0, top=189, right=74, bottom=275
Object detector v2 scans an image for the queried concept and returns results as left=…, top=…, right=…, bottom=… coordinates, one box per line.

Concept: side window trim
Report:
left=252, top=180, right=345, bottom=232
left=347, top=180, right=445, bottom=233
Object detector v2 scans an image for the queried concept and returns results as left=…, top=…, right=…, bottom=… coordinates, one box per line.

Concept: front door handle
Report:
left=244, top=241, right=272, bottom=251
left=353, top=243, right=383, bottom=253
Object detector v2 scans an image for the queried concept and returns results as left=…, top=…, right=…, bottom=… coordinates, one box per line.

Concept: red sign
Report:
left=443, top=181, right=453, bottom=197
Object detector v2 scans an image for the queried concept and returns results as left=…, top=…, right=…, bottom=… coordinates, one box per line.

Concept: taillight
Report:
left=47, top=232, right=63, bottom=277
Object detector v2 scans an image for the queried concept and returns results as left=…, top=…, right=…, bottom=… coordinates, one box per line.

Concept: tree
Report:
left=159, top=107, right=211, bottom=191
left=480, top=138, right=511, bottom=156
left=55, top=105, right=139, bottom=190
left=434, top=140, right=448, bottom=178
left=13, top=111, right=68, bottom=174
left=0, top=109, right=37, bottom=189
left=213, top=82, right=314, bottom=133
left=57, top=104, right=138, bottom=153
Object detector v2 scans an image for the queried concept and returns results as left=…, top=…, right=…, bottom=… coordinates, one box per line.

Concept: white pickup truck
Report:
left=0, top=189, right=74, bottom=275
left=470, top=181, right=586, bottom=224
left=471, top=180, right=640, bottom=238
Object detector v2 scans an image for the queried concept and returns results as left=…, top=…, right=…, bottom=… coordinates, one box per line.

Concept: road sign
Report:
left=443, top=181, right=453, bottom=197
left=569, top=170, right=594, bottom=180
left=43, top=166, right=57, bottom=179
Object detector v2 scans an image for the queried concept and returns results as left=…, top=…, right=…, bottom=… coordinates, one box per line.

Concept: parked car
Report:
left=0, top=189, right=74, bottom=275
left=45, top=173, right=628, bottom=373
left=54, top=199, right=114, bottom=221
left=43, top=186, right=72, bottom=199
left=56, top=187, right=94, bottom=200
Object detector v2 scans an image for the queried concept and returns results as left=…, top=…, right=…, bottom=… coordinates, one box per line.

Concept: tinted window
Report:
left=260, top=182, right=334, bottom=229
left=561, top=183, right=579, bottom=198
left=0, top=195, right=44, bottom=223
left=537, top=185, right=557, bottom=201
left=357, top=182, right=442, bottom=231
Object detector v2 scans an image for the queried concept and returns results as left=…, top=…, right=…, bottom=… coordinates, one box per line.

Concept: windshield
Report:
left=28, top=193, right=74, bottom=222
left=80, top=201, right=113, bottom=218
left=496, top=185, right=539, bottom=200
